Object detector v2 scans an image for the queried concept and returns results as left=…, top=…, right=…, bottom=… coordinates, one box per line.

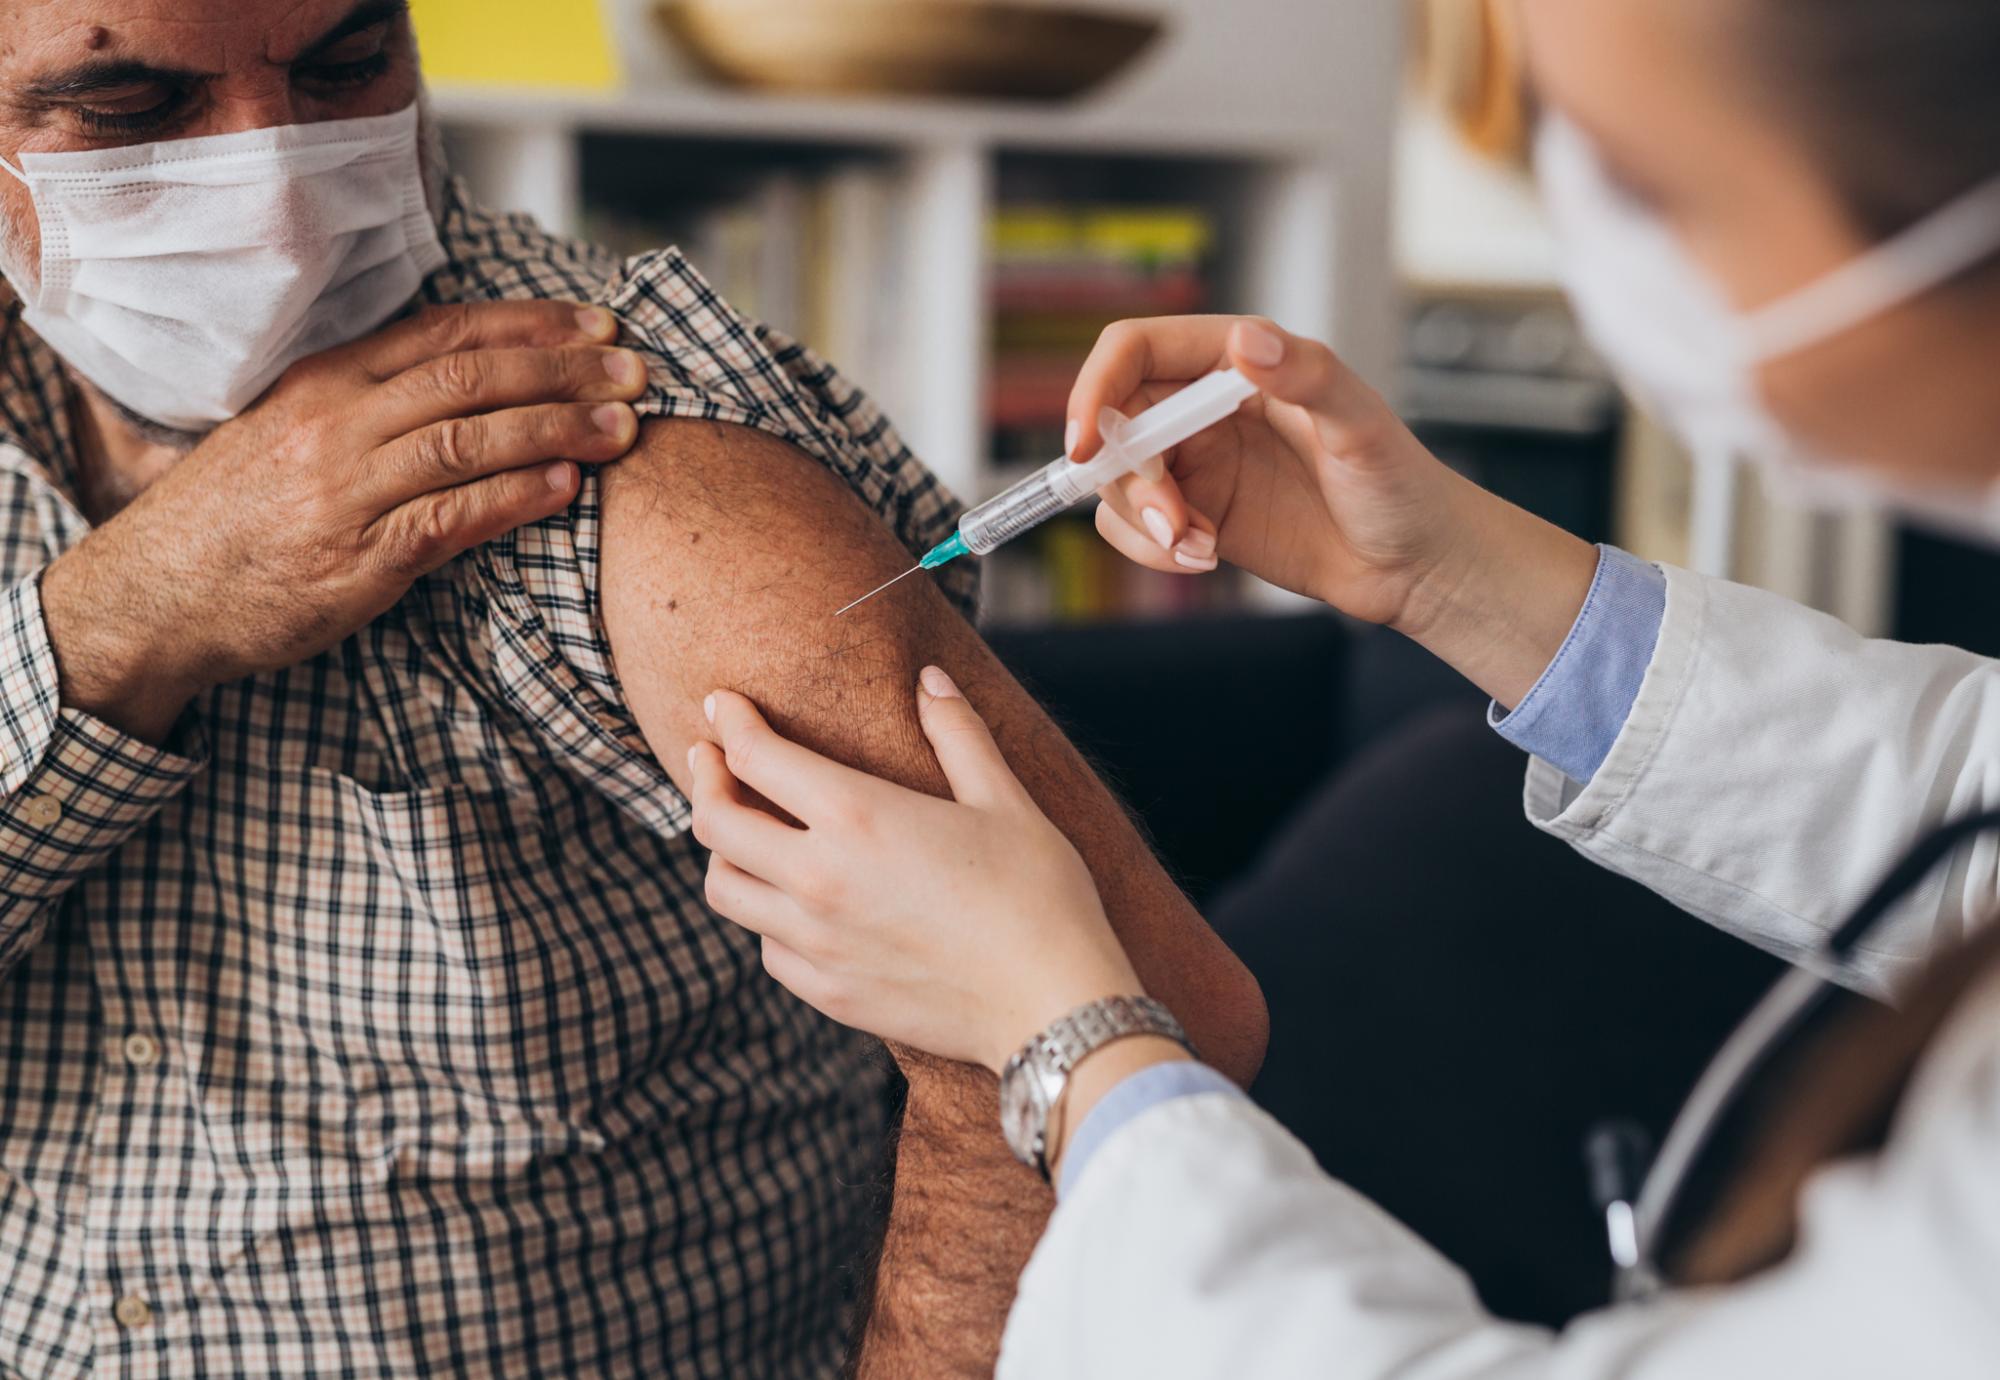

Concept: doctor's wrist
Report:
left=1390, top=490, right=1598, bottom=709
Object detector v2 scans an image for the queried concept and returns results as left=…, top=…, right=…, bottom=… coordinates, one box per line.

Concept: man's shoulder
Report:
left=424, top=180, right=627, bottom=310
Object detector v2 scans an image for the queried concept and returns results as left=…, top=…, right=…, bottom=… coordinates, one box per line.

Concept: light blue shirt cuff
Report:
left=1489, top=545, right=1667, bottom=786
left=1058, top=1059, right=1245, bottom=1198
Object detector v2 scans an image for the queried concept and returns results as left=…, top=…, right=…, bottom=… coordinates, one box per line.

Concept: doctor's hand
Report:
left=1067, top=315, right=1601, bottom=708
left=40, top=300, right=648, bottom=743
left=689, top=670, right=1145, bottom=1074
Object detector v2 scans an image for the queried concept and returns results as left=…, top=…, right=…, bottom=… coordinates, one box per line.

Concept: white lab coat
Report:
left=999, top=565, right=2000, bottom=1377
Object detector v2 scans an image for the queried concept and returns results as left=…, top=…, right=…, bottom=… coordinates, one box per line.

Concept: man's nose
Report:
left=206, top=78, right=302, bottom=136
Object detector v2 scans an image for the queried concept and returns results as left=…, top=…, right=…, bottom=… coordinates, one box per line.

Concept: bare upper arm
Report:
left=596, top=417, right=1267, bottom=1080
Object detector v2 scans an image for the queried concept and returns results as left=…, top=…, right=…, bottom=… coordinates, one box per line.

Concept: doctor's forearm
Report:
left=1394, top=484, right=1599, bottom=711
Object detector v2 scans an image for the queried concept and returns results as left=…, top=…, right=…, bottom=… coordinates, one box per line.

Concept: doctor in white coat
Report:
left=685, top=0, right=2000, bottom=1373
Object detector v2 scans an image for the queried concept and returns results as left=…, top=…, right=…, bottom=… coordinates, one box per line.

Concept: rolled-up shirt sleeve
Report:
left=1489, top=545, right=1667, bottom=786
left=0, top=574, right=207, bottom=972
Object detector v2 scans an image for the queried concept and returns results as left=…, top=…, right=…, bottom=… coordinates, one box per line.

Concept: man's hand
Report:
left=40, top=301, right=649, bottom=742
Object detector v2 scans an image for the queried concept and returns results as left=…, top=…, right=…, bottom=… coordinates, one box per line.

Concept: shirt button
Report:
left=19, top=793, right=61, bottom=827
left=112, top=1295, right=151, bottom=1329
left=121, top=1033, right=162, bottom=1068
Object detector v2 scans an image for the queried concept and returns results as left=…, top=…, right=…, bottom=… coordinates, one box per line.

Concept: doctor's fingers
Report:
left=703, top=689, right=885, bottom=828
left=343, top=300, right=623, bottom=381
left=1066, top=316, right=1248, bottom=462
left=687, top=740, right=815, bottom=887
left=1099, top=462, right=1210, bottom=556
left=704, top=854, right=819, bottom=951
left=1095, top=491, right=1220, bottom=574
left=363, top=401, right=640, bottom=513
left=1218, top=320, right=1403, bottom=458
left=913, top=667, right=1030, bottom=811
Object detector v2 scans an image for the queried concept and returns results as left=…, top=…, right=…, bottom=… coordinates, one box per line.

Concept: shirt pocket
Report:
left=262, top=768, right=624, bottom=1153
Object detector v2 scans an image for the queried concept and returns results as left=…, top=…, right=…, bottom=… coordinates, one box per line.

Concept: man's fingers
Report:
left=370, top=401, right=639, bottom=509
left=369, top=460, right=581, bottom=579
left=373, top=345, right=649, bottom=437
left=686, top=740, right=812, bottom=888
left=348, top=300, right=622, bottom=380
left=914, top=667, right=1025, bottom=810
left=703, top=689, right=877, bottom=826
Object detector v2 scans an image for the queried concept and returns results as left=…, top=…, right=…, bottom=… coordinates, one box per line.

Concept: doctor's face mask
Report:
left=0, top=100, right=447, bottom=435
left=1536, top=112, right=2000, bottom=535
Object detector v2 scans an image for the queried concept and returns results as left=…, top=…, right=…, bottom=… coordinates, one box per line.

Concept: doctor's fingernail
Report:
left=920, top=665, right=961, bottom=699
left=1142, top=507, right=1176, bottom=549
left=686, top=744, right=700, bottom=771
left=592, top=403, right=631, bottom=435
left=1237, top=321, right=1285, bottom=368
left=703, top=693, right=717, bottom=723
left=1064, top=418, right=1080, bottom=457
left=575, top=306, right=615, bottom=338
left=1174, top=550, right=1219, bottom=572
left=605, top=349, right=644, bottom=386
left=1176, top=529, right=1217, bottom=559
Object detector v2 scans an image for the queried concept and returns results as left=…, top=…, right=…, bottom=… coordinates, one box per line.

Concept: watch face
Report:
left=999, top=1060, right=1046, bottom=1165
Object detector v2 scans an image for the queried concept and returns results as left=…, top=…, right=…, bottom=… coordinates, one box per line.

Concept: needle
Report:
left=834, top=564, right=922, bottom=617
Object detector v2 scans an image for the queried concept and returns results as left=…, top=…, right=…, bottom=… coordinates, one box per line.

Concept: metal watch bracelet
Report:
left=997, top=994, right=1194, bottom=1179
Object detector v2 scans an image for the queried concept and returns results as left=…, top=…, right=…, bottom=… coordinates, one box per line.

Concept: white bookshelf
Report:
left=432, top=0, right=1402, bottom=618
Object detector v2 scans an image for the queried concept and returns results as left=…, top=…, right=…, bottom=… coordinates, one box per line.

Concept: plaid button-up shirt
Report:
left=0, top=182, right=973, bottom=1378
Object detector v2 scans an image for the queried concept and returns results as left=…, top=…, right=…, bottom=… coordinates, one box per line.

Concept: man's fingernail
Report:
left=703, top=693, right=716, bottom=723
left=686, top=744, right=700, bottom=771
left=920, top=665, right=961, bottom=699
left=1237, top=321, right=1285, bottom=368
left=576, top=306, right=615, bottom=338
left=1176, top=528, right=1216, bottom=559
left=605, top=349, right=644, bottom=386
left=545, top=461, right=573, bottom=491
left=1174, top=550, right=1220, bottom=572
left=1064, top=418, right=1081, bottom=457
left=592, top=403, right=629, bottom=435
left=1142, top=507, right=1176, bottom=549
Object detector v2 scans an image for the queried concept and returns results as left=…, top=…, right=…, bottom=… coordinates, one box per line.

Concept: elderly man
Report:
left=0, top=1, right=1263, bottom=1375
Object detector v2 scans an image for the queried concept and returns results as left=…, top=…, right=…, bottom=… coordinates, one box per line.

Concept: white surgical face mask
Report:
left=1536, top=113, right=2000, bottom=535
left=0, top=102, right=446, bottom=431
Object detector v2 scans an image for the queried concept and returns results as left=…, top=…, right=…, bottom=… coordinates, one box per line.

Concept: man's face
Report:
left=0, top=1, right=421, bottom=264
left=0, top=1, right=425, bottom=445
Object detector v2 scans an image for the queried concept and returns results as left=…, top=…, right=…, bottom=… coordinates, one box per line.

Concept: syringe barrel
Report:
left=956, top=369, right=1259, bottom=557
left=958, top=464, right=1072, bottom=555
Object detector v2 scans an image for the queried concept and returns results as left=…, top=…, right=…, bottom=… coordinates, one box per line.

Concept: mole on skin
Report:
left=85, top=26, right=110, bottom=50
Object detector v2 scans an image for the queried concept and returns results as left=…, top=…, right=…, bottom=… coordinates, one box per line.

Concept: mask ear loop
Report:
left=1741, top=174, right=2000, bottom=364
left=0, top=154, right=27, bottom=186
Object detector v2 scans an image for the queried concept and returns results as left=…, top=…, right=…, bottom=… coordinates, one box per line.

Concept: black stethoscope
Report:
left=1587, top=807, right=2000, bottom=1301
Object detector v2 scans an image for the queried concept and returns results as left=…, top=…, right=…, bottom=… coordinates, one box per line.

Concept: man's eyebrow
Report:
left=298, top=0, right=411, bottom=59
left=23, top=60, right=208, bottom=101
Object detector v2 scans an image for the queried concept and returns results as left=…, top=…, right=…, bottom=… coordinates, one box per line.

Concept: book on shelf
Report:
left=580, top=162, right=908, bottom=422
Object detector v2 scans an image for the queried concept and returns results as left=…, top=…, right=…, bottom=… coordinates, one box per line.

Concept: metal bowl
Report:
left=654, top=1, right=1165, bottom=102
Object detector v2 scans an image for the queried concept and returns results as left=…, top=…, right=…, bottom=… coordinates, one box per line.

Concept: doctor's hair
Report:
left=1743, top=0, right=2000, bottom=245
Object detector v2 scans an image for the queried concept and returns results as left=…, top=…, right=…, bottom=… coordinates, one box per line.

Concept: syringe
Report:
left=835, top=368, right=1260, bottom=616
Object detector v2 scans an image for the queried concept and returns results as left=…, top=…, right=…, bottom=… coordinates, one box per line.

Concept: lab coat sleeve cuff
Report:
left=1490, top=545, right=1667, bottom=786
left=1058, top=1059, right=1245, bottom=1198
left=0, top=574, right=209, bottom=910
left=1523, top=561, right=1707, bottom=842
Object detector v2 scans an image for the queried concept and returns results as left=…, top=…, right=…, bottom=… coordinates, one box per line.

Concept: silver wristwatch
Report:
left=998, top=994, right=1192, bottom=1180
